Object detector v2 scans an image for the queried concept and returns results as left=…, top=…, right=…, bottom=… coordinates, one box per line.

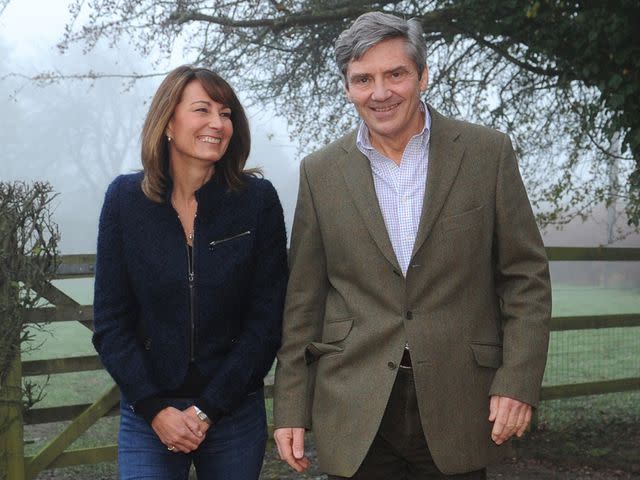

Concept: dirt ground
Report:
left=32, top=427, right=640, bottom=480
left=31, top=395, right=640, bottom=480
left=259, top=424, right=640, bottom=480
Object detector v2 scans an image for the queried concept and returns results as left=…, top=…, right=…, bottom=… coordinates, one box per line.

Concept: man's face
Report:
left=345, top=37, right=428, bottom=148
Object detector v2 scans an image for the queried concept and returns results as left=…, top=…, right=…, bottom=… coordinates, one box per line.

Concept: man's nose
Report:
left=371, top=79, right=391, bottom=101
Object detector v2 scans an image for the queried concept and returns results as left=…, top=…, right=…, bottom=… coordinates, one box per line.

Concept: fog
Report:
left=1, top=0, right=638, bottom=290
left=0, top=3, right=300, bottom=253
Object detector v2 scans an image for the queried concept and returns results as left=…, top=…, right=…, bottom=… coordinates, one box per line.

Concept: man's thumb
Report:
left=292, top=430, right=305, bottom=459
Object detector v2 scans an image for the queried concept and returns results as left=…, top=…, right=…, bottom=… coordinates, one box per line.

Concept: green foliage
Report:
left=443, top=0, right=640, bottom=223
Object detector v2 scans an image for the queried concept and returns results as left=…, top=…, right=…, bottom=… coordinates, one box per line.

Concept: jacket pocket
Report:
left=439, top=205, right=484, bottom=232
left=304, top=317, right=354, bottom=365
left=322, top=317, right=354, bottom=343
left=305, top=342, right=343, bottom=365
left=470, top=342, right=503, bottom=369
left=208, top=230, right=252, bottom=248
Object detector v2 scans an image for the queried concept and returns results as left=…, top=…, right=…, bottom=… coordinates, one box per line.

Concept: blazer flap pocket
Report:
left=305, top=342, right=343, bottom=365
left=322, top=317, right=354, bottom=344
left=440, top=205, right=484, bottom=232
left=470, top=343, right=503, bottom=369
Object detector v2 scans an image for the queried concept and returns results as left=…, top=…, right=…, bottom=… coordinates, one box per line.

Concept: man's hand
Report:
left=489, top=395, right=532, bottom=445
left=274, top=427, right=310, bottom=472
left=151, top=406, right=206, bottom=453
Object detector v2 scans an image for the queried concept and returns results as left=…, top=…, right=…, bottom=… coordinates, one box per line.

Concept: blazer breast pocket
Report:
left=305, top=317, right=354, bottom=365
left=439, top=205, right=485, bottom=233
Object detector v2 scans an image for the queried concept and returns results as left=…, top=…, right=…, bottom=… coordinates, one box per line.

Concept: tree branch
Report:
left=453, top=26, right=561, bottom=78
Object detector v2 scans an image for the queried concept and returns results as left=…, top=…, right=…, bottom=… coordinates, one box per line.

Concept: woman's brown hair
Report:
left=140, top=65, right=254, bottom=202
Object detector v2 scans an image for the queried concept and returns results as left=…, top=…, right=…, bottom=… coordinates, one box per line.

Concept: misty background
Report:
left=1, top=0, right=638, bottom=288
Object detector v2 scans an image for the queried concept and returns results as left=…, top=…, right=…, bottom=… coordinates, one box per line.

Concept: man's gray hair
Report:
left=335, top=12, right=427, bottom=82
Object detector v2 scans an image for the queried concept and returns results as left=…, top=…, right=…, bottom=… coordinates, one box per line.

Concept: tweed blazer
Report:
left=93, top=172, right=288, bottom=422
left=273, top=106, right=551, bottom=475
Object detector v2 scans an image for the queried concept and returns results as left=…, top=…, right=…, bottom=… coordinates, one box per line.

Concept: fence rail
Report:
left=4, top=246, right=639, bottom=478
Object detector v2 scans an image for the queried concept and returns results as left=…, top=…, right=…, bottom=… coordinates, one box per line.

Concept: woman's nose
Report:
left=208, top=114, right=222, bottom=129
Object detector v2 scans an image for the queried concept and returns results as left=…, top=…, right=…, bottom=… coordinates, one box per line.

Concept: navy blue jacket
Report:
left=93, top=172, right=288, bottom=421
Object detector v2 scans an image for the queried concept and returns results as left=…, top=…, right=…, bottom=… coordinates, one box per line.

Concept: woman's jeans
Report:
left=118, top=391, right=267, bottom=480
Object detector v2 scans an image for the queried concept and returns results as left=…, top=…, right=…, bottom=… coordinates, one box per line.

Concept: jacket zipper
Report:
left=208, top=230, right=251, bottom=248
left=188, top=216, right=197, bottom=362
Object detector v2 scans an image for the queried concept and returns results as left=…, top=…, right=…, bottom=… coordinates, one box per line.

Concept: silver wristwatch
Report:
left=193, top=405, right=211, bottom=424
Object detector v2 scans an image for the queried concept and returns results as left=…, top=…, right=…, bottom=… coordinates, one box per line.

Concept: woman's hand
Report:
left=151, top=406, right=207, bottom=453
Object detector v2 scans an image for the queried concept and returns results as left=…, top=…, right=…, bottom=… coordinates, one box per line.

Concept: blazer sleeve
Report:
left=273, top=157, right=330, bottom=429
left=488, top=134, right=552, bottom=407
left=195, top=180, right=288, bottom=423
left=92, top=177, right=162, bottom=404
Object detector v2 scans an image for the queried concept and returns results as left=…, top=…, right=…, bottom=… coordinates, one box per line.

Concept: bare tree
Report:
left=13, top=0, right=640, bottom=228
left=0, top=0, right=10, bottom=17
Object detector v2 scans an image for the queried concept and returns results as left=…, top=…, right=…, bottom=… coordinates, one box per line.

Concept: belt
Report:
left=399, top=349, right=412, bottom=369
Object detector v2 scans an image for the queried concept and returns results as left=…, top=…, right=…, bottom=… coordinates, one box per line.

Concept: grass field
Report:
left=18, top=280, right=640, bottom=478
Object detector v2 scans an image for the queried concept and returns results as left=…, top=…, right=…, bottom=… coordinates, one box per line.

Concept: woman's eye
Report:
left=195, top=108, right=208, bottom=113
left=220, top=111, right=232, bottom=118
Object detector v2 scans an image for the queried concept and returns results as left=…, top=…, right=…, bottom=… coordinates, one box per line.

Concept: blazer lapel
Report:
left=335, top=132, right=401, bottom=271
left=412, top=106, right=466, bottom=258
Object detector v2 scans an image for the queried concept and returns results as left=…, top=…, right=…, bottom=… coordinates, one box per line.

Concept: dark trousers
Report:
left=329, top=368, right=486, bottom=480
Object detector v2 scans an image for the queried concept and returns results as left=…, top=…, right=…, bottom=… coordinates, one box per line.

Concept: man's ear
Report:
left=420, top=65, right=429, bottom=92
left=344, top=81, right=352, bottom=103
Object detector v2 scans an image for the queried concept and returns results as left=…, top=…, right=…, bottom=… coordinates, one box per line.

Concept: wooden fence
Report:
left=2, top=247, right=639, bottom=478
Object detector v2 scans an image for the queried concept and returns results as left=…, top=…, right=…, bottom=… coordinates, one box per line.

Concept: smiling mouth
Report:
left=371, top=103, right=400, bottom=113
left=199, top=136, right=221, bottom=144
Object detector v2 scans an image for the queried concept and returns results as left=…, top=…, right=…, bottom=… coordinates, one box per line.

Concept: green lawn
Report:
left=552, top=283, right=640, bottom=316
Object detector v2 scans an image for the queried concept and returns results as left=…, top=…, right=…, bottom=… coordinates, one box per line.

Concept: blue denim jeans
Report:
left=118, top=391, right=267, bottom=480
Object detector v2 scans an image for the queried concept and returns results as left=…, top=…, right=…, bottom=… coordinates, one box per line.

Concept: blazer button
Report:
left=387, top=361, right=397, bottom=370
left=143, top=338, right=152, bottom=351
left=405, top=311, right=413, bottom=320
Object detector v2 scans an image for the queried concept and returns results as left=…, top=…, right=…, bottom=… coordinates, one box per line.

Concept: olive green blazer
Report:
left=273, top=106, right=551, bottom=476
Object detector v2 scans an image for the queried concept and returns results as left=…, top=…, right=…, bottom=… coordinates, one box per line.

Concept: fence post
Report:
left=0, top=273, right=26, bottom=480
left=0, top=353, right=25, bottom=480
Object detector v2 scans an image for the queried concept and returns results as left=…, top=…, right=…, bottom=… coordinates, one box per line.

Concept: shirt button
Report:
left=388, top=361, right=397, bottom=370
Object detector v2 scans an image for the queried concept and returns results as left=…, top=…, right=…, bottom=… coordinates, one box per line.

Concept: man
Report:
left=273, top=11, right=551, bottom=480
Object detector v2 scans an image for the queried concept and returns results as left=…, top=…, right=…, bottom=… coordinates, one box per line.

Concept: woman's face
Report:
left=166, top=79, right=233, bottom=168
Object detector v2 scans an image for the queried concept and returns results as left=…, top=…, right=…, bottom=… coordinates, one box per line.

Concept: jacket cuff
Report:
left=134, top=396, right=171, bottom=425
left=194, top=397, right=226, bottom=425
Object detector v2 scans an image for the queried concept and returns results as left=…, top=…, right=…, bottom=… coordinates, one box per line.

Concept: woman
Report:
left=93, top=65, right=288, bottom=479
